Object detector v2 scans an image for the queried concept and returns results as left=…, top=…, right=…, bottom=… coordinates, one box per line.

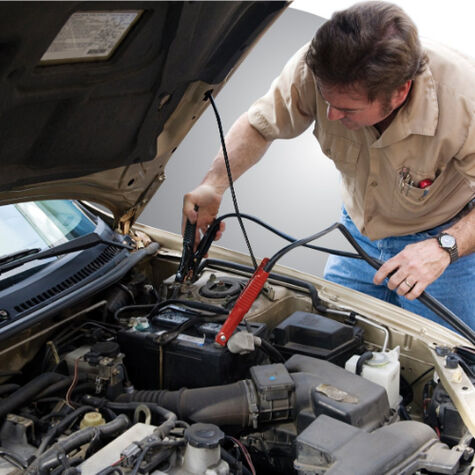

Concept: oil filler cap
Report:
left=185, top=423, right=224, bottom=449
left=90, top=341, right=120, bottom=357
left=85, top=341, right=121, bottom=365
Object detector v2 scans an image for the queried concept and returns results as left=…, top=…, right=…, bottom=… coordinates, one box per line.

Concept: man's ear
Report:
left=392, top=80, right=412, bottom=107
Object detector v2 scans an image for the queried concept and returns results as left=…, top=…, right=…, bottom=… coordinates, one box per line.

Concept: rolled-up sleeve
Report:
left=248, top=43, right=317, bottom=140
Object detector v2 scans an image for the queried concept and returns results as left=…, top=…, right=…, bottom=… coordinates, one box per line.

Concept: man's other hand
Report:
left=373, top=238, right=450, bottom=299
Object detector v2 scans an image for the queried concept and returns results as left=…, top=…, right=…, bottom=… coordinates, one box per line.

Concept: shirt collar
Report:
left=371, top=62, right=439, bottom=148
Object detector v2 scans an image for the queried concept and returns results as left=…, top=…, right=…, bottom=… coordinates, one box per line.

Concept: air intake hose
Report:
left=116, top=380, right=255, bottom=427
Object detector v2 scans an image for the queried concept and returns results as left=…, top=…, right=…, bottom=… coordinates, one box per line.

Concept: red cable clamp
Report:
left=215, top=258, right=270, bottom=346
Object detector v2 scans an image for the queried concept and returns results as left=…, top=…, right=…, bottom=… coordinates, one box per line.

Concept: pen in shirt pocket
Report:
left=399, top=168, right=433, bottom=197
left=399, top=167, right=412, bottom=194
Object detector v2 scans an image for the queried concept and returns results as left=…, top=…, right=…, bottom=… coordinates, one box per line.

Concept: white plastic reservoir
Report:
left=345, top=346, right=400, bottom=409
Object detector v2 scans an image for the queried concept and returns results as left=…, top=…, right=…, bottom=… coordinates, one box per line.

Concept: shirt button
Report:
left=370, top=180, right=378, bottom=187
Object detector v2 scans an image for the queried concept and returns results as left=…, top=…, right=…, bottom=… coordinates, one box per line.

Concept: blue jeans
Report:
left=324, top=208, right=475, bottom=332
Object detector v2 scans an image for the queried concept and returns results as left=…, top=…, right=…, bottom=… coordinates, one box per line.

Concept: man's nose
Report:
left=327, top=105, right=345, bottom=121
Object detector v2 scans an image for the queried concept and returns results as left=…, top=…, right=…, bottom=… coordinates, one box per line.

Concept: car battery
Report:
left=271, top=311, right=364, bottom=366
left=117, top=308, right=268, bottom=391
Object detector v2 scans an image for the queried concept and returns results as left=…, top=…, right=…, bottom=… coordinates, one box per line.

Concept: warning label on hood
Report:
left=40, top=11, right=142, bottom=64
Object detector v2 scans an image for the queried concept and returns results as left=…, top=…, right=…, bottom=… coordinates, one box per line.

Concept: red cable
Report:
left=229, top=436, right=256, bottom=475
left=65, top=357, right=80, bottom=407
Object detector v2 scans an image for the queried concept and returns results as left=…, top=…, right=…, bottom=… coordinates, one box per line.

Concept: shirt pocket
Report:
left=314, top=127, right=361, bottom=177
left=392, top=164, right=445, bottom=210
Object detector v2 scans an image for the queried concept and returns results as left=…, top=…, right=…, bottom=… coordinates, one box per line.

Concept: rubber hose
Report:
left=356, top=351, right=374, bottom=376
left=35, top=405, right=95, bottom=456
left=0, top=372, right=66, bottom=420
left=36, top=373, right=88, bottom=399
left=0, top=370, right=22, bottom=377
left=116, top=380, right=252, bottom=427
left=82, top=397, right=177, bottom=438
left=25, top=414, right=130, bottom=474
left=0, top=384, right=20, bottom=396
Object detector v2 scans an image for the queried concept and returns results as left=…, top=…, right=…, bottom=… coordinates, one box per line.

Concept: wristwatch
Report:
left=437, top=233, right=458, bottom=264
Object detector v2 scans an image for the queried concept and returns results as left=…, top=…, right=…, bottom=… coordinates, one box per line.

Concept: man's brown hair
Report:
left=306, top=1, right=427, bottom=101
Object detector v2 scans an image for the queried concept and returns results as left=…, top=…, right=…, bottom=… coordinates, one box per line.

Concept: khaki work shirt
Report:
left=248, top=41, right=475, bottom=240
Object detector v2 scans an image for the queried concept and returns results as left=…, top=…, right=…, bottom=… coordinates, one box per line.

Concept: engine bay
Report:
left=0, top=225, right=473, bottom=474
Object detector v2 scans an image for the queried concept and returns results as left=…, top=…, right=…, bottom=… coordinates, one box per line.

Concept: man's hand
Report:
left=182, top=183, right=225, bottom=245
left=373, top=238, right=450, bottom=299
left=182, top=113, right=272, bottom=246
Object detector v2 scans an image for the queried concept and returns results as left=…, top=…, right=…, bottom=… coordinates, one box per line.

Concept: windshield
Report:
left=0, top=200, right=96, bottom=279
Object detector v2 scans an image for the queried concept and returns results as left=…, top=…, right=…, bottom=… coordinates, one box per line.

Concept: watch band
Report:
left=437, top=233, right=458, bottom=264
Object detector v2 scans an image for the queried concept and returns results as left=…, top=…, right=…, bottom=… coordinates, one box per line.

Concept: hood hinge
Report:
left=117, top=208, right=137, bottom=236
left=117, top=208, right=154, bottom=249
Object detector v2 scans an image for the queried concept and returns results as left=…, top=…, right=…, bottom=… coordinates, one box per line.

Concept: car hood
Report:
left=0, top=1, right=287, bottom=227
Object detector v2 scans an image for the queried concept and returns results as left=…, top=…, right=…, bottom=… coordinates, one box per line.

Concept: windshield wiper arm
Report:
left=0, top=233, right=133, bottom=275
left=0, top=248, right=42, bottom=266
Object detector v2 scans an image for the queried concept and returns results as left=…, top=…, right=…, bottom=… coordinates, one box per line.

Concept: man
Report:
left=183, top=2, right=475, bottom=329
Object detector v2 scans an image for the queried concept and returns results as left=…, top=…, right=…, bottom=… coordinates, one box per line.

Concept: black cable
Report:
left=451, top=356, right=475, bottom=379
left=217, top=213, right=362, bottom=259
left=248, top=219, right=475, bottom=344
left=221, top=447, right=252, bottom=475
left=147, top=299, right=229, bottom=319
left=51, top=465, right=80, bottom=475
left=205, top=91, right=258, bottom=270
left=398, top=404, right=412, bottom=421
left=333, top=223, right=475, bottom=343
left=193, top=207, right=473, bottom=341
left=142, top=448, right=174, bottom=474
left=415, top=293, right=474, bottom=342
left=96, top=465, right=124, bottom=475
left=455, top=346, right=475, bottom=363
left=196, top=258, right=325, bottom=312
left=0, top=450, right=28, bottom=469
left=114, top=304, right=155, bottom=321
left=114, top=300, right=228, bottom=323
left=258, top=338, right=285, bottom=363
left=40, top=407, right=74, bottom=423
left=153, top=316, right=199, bottom=345
left=400, top=375, right=414, bottom=406
left=265, top=223, right=340, bottom=271
left=131, top=440, right=185, bottom=475
left=152, top=312, right=226, bottom=345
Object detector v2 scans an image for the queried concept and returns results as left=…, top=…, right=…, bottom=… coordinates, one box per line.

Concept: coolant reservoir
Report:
left=181, top=423, right=229, bottom=475
left=80, top=412, right=106, bottom=429
left=345, top=346, right=400, bottom=409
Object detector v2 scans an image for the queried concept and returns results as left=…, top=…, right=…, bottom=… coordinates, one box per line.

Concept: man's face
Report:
left=318, top=83, right=396, bottom=131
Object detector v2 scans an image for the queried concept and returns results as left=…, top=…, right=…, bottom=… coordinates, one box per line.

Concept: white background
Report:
left=140, top=3, right=474, bottom=277
left=292, top=0, right=474, bottom=56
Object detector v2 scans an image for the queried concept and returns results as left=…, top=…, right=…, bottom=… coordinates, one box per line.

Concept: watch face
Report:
left=440, top=234, right=456, bottom=248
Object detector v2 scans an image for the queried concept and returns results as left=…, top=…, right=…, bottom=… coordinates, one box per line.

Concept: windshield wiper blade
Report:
left=0, top=233, right=133, bottom=275
left=0, top=248, right=41, bottom=266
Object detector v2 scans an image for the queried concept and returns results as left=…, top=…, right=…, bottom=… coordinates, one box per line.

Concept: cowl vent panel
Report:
left=13, top=245, right=121, bottom=313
